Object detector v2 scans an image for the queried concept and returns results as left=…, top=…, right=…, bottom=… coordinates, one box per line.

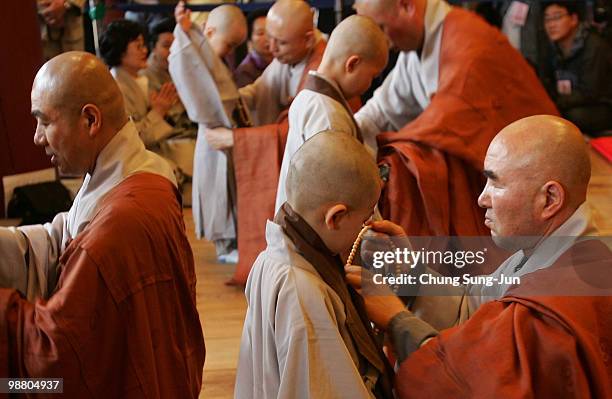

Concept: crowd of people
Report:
left=0, top=0, right=611, bottom=397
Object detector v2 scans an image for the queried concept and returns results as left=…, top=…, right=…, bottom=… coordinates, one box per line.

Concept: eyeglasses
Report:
left=544, top=13, right=569, bottom=23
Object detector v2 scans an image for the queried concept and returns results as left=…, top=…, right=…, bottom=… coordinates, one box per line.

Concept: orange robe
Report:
left=0, top=173, right=205, bottom=398
left=229, top=41, right=326, bottom=285
left=378, top=8, right=558, bottom=236
left=396, top=239, right=612, bottom=398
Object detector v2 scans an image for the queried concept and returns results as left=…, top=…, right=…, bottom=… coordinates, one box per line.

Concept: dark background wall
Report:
left=0, top=0, right=51, bottom=217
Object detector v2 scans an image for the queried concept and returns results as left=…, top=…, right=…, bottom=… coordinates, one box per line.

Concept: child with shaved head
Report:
left=236, top=131, right=393, bottom=398
left=170, top=1, right=248, bottom=262
left=274, top=15, right=389, bottom=212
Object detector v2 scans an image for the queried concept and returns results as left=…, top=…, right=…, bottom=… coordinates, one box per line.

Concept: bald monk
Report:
left=170, top=2, right=248, bottom=262
left=205, top=0, right=330, bottom=283
left=274, top=15, right=388, bottom=212
left=346, top=115, right=612, bottom=397
left=353, top=0, right=558, bottom=236
left=0, top=52, right=205, bottom=397
left=236, top=131, right=394, bottom=399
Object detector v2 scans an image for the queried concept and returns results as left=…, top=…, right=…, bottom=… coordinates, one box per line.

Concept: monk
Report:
left=274, top=15, right=388, bottom=212
left=0, top=52, right=205, bottom=397
left=170, top=2, right=248, bottom=262
left=204, top=0, right=330, bottom=284
left=346, top=115, right=612, bottom=397
left=353, top=0, right=559, bottom=236
left=236, top=131, right=394, bottom=399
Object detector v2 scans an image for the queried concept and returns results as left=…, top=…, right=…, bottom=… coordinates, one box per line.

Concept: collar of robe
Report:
left=274, top=202, right=395, bottom=399
left=303, top=72, right=364, bottom=143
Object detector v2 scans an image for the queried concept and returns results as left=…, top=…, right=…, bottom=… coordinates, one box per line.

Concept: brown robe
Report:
left=229, top=41, right=327, bottom=285
left=395, top=238, right=612, bottom=398
left=0, top=173, right=205, bottom=398
left=378, top=8, right=559, bottom=236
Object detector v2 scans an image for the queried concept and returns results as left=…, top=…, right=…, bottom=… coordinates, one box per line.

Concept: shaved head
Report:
left=205, top=5, right=247, bottom=57
left=31, top=51, right=127, bottom=175
left=268, top=0, right=314, bottom=35
left=207, top=4, right=247, bottom=35
left=323, top=15, right=388, bottom=65
left=491, top=115, right=590, bottom=206
left=33, top=51, right=126, bottom=127
left=286, top=131, right=381, bottom=214
left=266, top=0, right=315, bottom=64
left=354, top=0, right=427, bottom=51
left=479, top=115, right=590, bottom=249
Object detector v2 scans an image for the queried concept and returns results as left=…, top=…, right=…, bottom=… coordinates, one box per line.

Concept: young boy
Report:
left=274, top=15, right=389, bottom=212
left=236, top=132, right=393, bottom=398
left=170, top=2, right=248, bottom=263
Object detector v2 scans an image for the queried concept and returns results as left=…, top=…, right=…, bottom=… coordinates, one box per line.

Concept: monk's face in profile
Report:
left=355, top=0, right=425, bottom=52
left=31, top=85, right=95, bottom=176
left=266, top=15, right=313, bottom=65
left=478, top=138, right=545, bottom=252
left=206, top=23, right=247, bottom=59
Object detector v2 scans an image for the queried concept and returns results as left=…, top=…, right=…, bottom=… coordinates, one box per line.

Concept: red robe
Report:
left=378, top=8, right=559, bottom=236
left=396, top=239, right=612, bottom=398
left=229, top=41, right=327, bottom=285
left=0, top=173, right=205, bottom=398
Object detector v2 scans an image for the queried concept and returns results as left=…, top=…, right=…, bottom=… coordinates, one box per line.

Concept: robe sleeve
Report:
left=273, top=270, right=371, bottom=399
left=0, top=246, right=121, bottom=396
left=168, top=26, right=234, bottom=128
left=0, top=212, right=65, bottom=300
left=355, top=52, right=423, bottom=146
left=238, top=61, right=284, bottom=125
left=395, top=300, right=600, bottom=399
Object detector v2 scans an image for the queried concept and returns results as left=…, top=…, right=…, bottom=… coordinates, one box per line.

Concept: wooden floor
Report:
left=191, top=149, right=612, bottom=399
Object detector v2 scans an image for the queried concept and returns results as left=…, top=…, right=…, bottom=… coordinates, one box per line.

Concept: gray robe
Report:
left=169, top=25, right=242, bottom=241
left=235, top=221, right=374, bottom=399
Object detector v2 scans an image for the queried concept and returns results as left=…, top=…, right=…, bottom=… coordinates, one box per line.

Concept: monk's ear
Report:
left=345, top=55, right=361, bottom=74
left=540, top=181, right=565, bottom=220
left=204, top=26, right=215, bottom=39
left=399, top=0, right=413, bottom=14
left=304, top=29, right=315, bottom=49
left=324, top=204, right=348, bottom=230
left=81, top=104, right=102, bottom=138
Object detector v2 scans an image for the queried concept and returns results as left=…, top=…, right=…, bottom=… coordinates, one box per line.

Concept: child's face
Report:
left=207, top=27, right=246, bottom=59
left=324, top=195, right=379, bottom=256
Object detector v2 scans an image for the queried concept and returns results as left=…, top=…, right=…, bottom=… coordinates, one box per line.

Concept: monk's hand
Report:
left=346, top=264, right=408, bottom=330
left=175, top=1, right=192, bottom=33
left=366, top=220, right=407, bottom=237
left=151, top=82, right=177, bottom=117
left=205, top=127, right=234, bottom=150
left=41, top=0, right=67, bottom=27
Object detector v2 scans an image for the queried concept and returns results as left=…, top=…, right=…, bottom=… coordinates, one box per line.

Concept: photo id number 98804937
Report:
left=0, top=378, right=63, bottom=393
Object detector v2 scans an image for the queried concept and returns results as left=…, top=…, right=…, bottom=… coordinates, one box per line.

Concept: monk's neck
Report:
left=316, top=64, right=346, bottom=98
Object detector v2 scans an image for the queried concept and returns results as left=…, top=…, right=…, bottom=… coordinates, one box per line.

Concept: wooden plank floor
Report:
left=190, top=149, right=612, bottom=398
